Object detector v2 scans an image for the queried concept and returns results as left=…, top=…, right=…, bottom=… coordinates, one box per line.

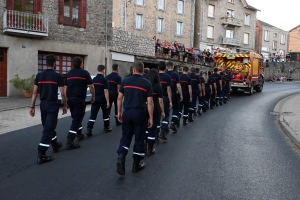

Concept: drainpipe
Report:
left=124, top=0, right=127, bottom=31
left=105, top=0, right=108, bottom=70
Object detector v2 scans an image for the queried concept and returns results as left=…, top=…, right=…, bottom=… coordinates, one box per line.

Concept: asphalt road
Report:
left=1, top=82, right=300, bottom=200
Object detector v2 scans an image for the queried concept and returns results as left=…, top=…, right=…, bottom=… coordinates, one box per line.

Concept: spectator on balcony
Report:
left=227, top=12, right=233, bottom=18
left=162, top=40, right=169, bottom=57
left=205, top=49, right=212, bottom=63
left=195, top=49, right=201, bottom=62
left=155, top=39, right=161, bottom=54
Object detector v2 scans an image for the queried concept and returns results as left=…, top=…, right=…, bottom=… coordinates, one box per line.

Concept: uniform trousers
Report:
left=108, top=91, right=118, bottom=121
left=67, top=97, right=86, bottom=140
left=38, top=101, right=59, bottom=153
left=117, top=108, right=147, bottom=161
left=161, top=96, right=170, bottom=131
left=189, top=91, right=199, bottom=114
left=171, top=92, right=180, bottom=125
left=87, top=95, right=110, bottom=129
left=224, top=85, right=229, bottom=99
left=216, top=87, right=222, bottom=102
left=204, top=87, right=211, bottom=108
left=180, top=91, right=190, bottom=120
left=147, top=101, right=161, bottom=146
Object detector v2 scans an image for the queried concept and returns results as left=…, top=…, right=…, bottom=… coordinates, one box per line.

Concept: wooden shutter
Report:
left=59, top=0, right=64, bottom=24
left=34, top=0, right=43, bottom=14
left=79, top=0, right=87, bottom=28
left=7, top=0, right=14, bottom=10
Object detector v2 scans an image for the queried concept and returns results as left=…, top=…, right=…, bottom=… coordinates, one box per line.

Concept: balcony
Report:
left=3, top=10, right=48, bottom=37
left=221, top=17, right=243, bottom=27
left=222, top=38, right=241, bottom=46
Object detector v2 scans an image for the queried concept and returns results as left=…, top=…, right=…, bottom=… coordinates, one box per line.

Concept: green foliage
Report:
left=10, top=74, right=35, bottom=91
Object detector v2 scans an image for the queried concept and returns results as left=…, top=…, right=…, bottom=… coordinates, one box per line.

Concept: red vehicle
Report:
left=214, top=52, right=264, bottom=95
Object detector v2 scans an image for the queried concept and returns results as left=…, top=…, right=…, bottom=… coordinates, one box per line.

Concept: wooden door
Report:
left=0, top=48, right=7, bottom=96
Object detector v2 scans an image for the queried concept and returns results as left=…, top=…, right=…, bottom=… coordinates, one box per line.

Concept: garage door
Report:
left=0, top=48, right=7, bottom=96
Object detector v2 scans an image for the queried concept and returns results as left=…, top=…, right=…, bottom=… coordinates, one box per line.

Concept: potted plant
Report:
left=10, top=74, right=35, bottom=97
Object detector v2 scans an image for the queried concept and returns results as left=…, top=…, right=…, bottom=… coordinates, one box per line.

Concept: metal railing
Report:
left=221, top=17, right=243, bottom=27
left=222, top=38, right=241, bottom=46
left=3, top=10, right=48, bottom=36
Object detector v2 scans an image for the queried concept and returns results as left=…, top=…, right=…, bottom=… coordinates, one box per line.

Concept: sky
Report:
left=246, top=0, right=300, bottom=31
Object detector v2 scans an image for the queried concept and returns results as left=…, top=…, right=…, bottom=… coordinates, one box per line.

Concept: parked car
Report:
left=57, top=76, right=95, bottom=104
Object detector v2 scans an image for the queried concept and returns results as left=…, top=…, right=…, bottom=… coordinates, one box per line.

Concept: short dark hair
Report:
left=183, top=66, right=189, bottom=72
left=195, top=68, right=200, bottom=73
left=144, top=68, right=149, bottom=74
left=112, top=64, right=118, bottom=71
left=166, top=62, right=173, bottom=68
left=46, top=54, right=57, bottom=67
left=179, top=67, right=183, bottom=72
left=190, top=67, right=195, bottom=73
left=220, top=72, right=224, bottom=75
left=97, top=65, right=105, bottom=72
left=147, top=69, right=160, bottom=84
left=213, top=67, right=218, bottom=72
left=73, top=57, right=83, bottom=68
left=208, top=71, right=212, bottom=75
left=158, top=61, right=166, bottom=71
left=133, top=61, right=144, bottom=73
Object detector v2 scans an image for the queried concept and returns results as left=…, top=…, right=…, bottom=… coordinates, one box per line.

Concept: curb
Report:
left=278, top=115, right=300, bottom=149
left=0, top=104, right=40, bottom=112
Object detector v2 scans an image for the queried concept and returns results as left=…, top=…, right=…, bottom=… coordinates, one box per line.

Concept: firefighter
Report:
left=208, top=71, right=217, bottom=109
left=158, top=61, right=172, bottom=140
left=179, top=66, right=192, bottom=125
left=86, top=65, right=112, bottom=137
left=211, top=68, right=222, bottom=106
left=146, top=69, right=165, bottom=155
left=166, top=62, right=183, bottom=131
left=116, top=61, right=154, bottom=175
left=178, top=67, right=183, bottom=75
left=106, top=64, right=122, bottom=126
left=65, top=57, right=95, bottom=150
left=30, top=54, right=67, bottom=164
left=203, top=71, right=213, bottom=110
left=226, top=70, right=232, bottom=100
left=188, top=67, right=201, bottom=122
left=195, top=68, right=206, bottom=114
left=220, top=71, right=227, bottom=104
left=143, top=68, right=149, bottom=79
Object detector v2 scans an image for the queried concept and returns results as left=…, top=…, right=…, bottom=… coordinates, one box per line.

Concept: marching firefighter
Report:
left=211, top=68, right=222, bottom=106
left=203, top=71, right=213, bottom=110
left=65, top=57, right=95, bottom=150
left=208, top=71, right=217, bottom=109
left=86, top=65, right=112, bottom=137
left=106, top=64, right=122, bottom=126
left=220, top=71, right=227, bottom=104
left=179, top=66, right=192, bottom=125
left=196, top=68, right=206, bottom=113
left=188, top=67, right=201, bottom=122
left=30, top=54, right=67, bottom=164
left=116, top=61, right=154, bottom=175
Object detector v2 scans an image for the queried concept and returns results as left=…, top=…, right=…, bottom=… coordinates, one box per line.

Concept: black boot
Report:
left=159, top=130, right=167, bottom=140
left=117, top=154, right=126, bottom=175
left=183, top=119, right=188, bottom=125
left=86, top=127, right=93, bottom=137
left=193, top=110, right=197, bottom=116
left=77, top=130, right=85, bottom=142
left=188, top=113, right=194, bottom=122
left=203, top=106, right=207, bottom=112
left=104, top=127, right=112, bottom=133
left=37, top=152, right=54, bottom=164
left=170, top=122, right=177, bottom=132
left=147, top=144, right=155, bottom=156
left=66, top=139, right=80, bottom=150
left=132, top=160, right=145, bottom=173
left=155, top=134, right=159, bottom=143
left=219, top=101, right=223, bottom=106
left=197, top=107, right=202, bottom=116
left=52, top=142, right=62, bottom=153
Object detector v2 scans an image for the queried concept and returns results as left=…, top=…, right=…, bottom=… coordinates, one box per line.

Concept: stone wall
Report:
left=111, top=28, right=155, bottom=57
left=264, top=62, right=300, bottom=80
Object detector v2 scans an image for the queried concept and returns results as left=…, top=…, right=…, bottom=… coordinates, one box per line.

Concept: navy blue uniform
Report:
left=66, top=68, right=93, bottom=140
left=166, top=70, right=181, bottom=125
left=188, top=73, right=201, bottom=114
left=87, top=74, right=110, bottom=130
left=211, top=72, right=222, bottom=101
left=204, top=77, right=213, bottom=108
left=221, top=75, right=226, bottom=102
left=147, top=83, right=162, bottom=146
left=159, top=73, right=172, bottom=132
left=179, top=74, right=191, bottom=121
left=209, top=75, right=216, bottom=107
left=117, top=74, right=153, bottom=161
left=198, top=75, right=205, bottom=109
left=106, top=72, right=122, bottom=123
left=142, top=74, right=148, bottom=79
left=34, top=69, right=64, bottom=153
left=224, top=73, right=232, bottom=99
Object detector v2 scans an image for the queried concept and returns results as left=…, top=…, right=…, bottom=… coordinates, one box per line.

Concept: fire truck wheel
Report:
left=256, top=84, right=263, bottom=92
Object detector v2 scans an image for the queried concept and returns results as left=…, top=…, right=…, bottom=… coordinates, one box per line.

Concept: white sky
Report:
left=247, top=0, right=300, bottom=31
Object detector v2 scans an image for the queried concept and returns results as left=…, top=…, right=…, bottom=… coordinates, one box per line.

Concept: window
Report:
left=273, top=33, right=277, bottom=38
left=264, top=30, right=270, bottom=41
left=177, top=0, right=184, bottom=14
left=158, top=0, right=165, bottom=10
left=207, top=25, right=214, bottom=38
left=244, top=14, right=250, bottom=25
left=135, top=14, right=143, bottom=29
left=227, top=9, right=234, bottom=18
left=228, top=0, right=234, bottom=3
left=176, top=21, right=183, bottom=36
left=226, top=30, right=234, bottom=38
left=281, top=34, right=286, bottom=44
left=208, top=5, right=215, bottom=18
left=244, top=33, right=250, bottom=44
left=14, top=0, right=33, bottom=13
left=136, top=0, right=144, bottom=6
left=272, top=41, right=277, bottom=50
left=59, top=0, right=86, bottom=28
left=157, top=18, right=164, bottom=33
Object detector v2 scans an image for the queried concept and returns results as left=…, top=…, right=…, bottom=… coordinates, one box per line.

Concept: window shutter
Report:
left=7, top=0, right=14, bottom=10
left=34, top=0, right=43, bottom=14
left=59, top=0, right=64, bottom=24
left=79, top=0, right=87, bottom=28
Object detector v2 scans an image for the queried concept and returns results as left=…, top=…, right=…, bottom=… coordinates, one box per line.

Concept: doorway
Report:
left=0, top=48, right=7, bottom=96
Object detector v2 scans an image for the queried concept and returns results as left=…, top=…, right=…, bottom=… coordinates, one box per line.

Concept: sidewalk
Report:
left=0, top=97, right=40, bottom=112
left=274, top=93, right=300, bottom=148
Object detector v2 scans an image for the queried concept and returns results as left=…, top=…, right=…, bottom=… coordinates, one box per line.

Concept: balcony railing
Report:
left=222, top=38, right=241, bottom=46
left=221, top=17, right=243, bottom=27
left=3, top=10, right=48, bottom=37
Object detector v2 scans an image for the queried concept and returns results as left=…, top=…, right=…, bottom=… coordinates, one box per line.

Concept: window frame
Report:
left=244, top=32, right=250, bottom=45
left=227, top=9, right=234, bottom=18
left=157, top=0, right=165, bottom=10
left=176, top=21, right=183, bottom=36
left=59, top=0, right=86, bottom=28
left=226, top=29, right=234, bottom=38
left=207, top=25, right=214, bottom=39
left=264, top=30, right=270, bottom=41
left=135, top=13, right=144, bottom=30
left=208, top=5, right=215, bottom=18
left=244, top=14, right=250, bottom=26
left=157, top=18, right=164, bottom=33
left=272, top=40, right=278, bottom=50
left=63, top=0, right=80, bottom=27
left=136, top=0, right=144, bottom=6
left=177, top=0, right=184, bottom=15
left=281, top=34, right=286, bottom=44
left=228, top=0, right=234, bottom=3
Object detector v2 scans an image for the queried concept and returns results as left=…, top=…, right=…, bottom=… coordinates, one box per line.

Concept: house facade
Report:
left=194, top=0, right=258, bottom=52
left=288, top=25, right=300, bottom=53
left=256, top=20, right=288, bottom=61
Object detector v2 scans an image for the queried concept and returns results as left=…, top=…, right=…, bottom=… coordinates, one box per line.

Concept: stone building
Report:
left=288, top=25, right=300, bottom=53
left=256, top=20, right=289, bottom=61
left=0, top=0, right=112, bottom=96
left=194, top=0, right=258, bottom=52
